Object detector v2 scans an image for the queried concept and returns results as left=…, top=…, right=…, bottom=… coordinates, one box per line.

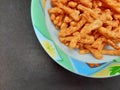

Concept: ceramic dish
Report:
left=31, top=0, right=120, bottom=78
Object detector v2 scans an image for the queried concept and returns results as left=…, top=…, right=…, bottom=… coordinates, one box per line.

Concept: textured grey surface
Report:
left=0, top=0, right=120, bottom=90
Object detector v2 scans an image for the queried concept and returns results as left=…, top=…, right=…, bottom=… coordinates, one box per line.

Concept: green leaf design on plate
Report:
left=110, top=66, right=120, bottom=76
left=55, top=45, right=75, bottom=72
left=31, top=0, right=52, bottom=40
left=113, top=57, right=120, bottom=63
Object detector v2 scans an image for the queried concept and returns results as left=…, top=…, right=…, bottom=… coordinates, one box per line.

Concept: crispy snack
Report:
left=59, top=17, right=87, bottom=37
left=101, top=0, right=120, bottom=13
left=99, top=27, right=120, bottom=39
left=91, top=37, right=106, bottom=51
left=68, top=1, right=77, bottom=8
left=102, top=50, right=120, bottom=56
left=48, top=0, right=120, bottom=60
left=79, top=49, right=90, bottom=54
left=79, top=0, right=92, bottom=8
left=107, top=40, right=120, bottom=50
left=80, top=19, right=103, bottom=34
left=85, top=45, right=103, bottom=59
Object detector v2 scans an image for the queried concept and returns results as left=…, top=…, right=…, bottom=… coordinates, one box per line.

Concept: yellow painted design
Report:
left=93, top=63, right=120, bottom=77
left=42, top=40, right=57, bottom=58
left=93, top=67, right=110, bottom=77
left=42, top=0, right=46, bottom=9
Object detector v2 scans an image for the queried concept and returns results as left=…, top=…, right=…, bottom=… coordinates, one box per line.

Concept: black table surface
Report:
left=0, top=0, right=120, bottom=90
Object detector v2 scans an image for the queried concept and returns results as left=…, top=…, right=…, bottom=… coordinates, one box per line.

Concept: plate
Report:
left=31, top=0, right=120, bottom=78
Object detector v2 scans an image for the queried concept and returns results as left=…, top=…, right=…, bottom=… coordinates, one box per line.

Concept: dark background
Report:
left=0, top=0, right=120, bottom=90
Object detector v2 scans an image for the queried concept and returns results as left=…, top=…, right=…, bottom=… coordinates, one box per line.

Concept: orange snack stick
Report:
left=48, top=7, right=63, bottom=14
left=68, top=1, right=77, bottom=8
left=79, top=0, right=92, bottom=8
left=69, top=36, right=80, bottom=49
left=59, top=0, right=68, bottom=4
left=92, top=37, right=106, bottom=50
left=102, top=50, right=120, bottom=56
left=107, top=40, right=120, bottom=50
left=92, top=0, right=102, bottom=8
left=114, top=14, right=120, bottom=20
left=60, top=37, right=73, bottom=43
left=53, top=15, right=63, bottom=26
left=77, top=43, right=84, bottom=49
left=99, top=43, right=107, bottom=51
left=77, top=4, right=99, bottom=19
left=80, top=35, right=95, bottom=44
left=70, top=21, right=77, bottom=26
left=101, top=0, right=120, bottom=13
left=59, top=17, right=86, bottom=37
left=82, top=12, right=94, bottom=23
left=79, top=49, right=90, bottom=54
left=64, top=16, right=72, bottom=23
left=58, top=3, right=80, bottom=21
left=99, top=27, right=120, bottom=39
left=104, top=20, right=119, bottom=28
left=50, top=14, right=56, bottom=21
left=80, top=19, right=103, bottom=34
left=51, top=0, right=57, bottom=6
left=85, top=45, right=103, bottom=59
left=94, top=33, right=101, bottom=40
left=60, top=22, right=68, bottom=30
